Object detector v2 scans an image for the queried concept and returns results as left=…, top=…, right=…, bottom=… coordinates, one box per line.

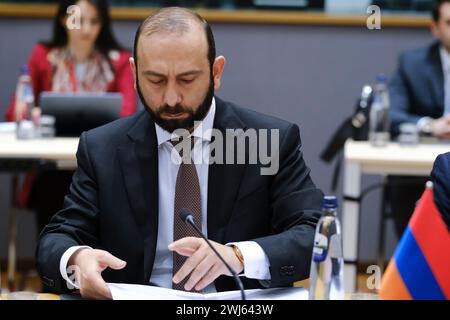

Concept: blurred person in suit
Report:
left=388, top=0, right=450, bottom=237
left=431, top=152, right=450, bottom=230
left=5, top=0, right=136, bottom=233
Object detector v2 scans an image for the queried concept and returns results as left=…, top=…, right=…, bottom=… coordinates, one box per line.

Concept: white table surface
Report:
left=0, top=133, right=78, bottom=168
left=342, top=140, right=450, bottom=292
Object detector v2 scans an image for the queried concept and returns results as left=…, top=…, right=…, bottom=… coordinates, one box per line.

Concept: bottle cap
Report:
left=322, top=196, right=338, bottom=209
left=20, top=65, right=29, bottom=75
left=376, top=73, right=387, bottom=83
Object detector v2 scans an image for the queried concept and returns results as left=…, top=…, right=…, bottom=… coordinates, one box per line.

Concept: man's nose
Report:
left=164, top=83, right=181, bottom=107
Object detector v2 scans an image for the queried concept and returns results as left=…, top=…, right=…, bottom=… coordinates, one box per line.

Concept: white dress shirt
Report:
left=60, top=98, right=271, bottom=290
left=440, top=46, right=450, bottom=116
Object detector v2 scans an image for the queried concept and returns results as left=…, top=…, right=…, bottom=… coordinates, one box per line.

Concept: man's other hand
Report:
left=68, top=248, right=126, bottom=300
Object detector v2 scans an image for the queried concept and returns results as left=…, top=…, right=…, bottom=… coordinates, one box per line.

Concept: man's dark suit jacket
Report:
left=36, top=97, right=323, bottom=293
left=390, top=41, right=445, bottom=137
left=431, top=152, right=450, bottom=230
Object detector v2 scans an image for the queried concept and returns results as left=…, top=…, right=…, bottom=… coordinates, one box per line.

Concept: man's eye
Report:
left=181, top=79, right=194, bottom=84
left=150, top=79, right=164, bottom=85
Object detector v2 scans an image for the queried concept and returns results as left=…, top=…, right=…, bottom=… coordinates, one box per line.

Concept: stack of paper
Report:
left=107, top=283, right=308, bottom=300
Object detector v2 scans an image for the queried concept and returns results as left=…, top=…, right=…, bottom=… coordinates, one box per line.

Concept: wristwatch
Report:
left=417, top=117, right=434, bottom=135
left=231, top=245, right=244, bottom=266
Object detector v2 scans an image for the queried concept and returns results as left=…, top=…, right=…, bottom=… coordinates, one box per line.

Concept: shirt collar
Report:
left=440, top=45, right=450, bottom=73
left=155, top=97, right=216, bottom=146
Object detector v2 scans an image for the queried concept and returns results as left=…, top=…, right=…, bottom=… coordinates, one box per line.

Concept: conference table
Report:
left=2, top=132, right=449, bottom=294
left=342, top=139, right=450, bottom=293
left=0, top=293, right=59, bottom=300
left=0, top=132, right=78, bottom=290
left=0, top=133, right=78, bottom=168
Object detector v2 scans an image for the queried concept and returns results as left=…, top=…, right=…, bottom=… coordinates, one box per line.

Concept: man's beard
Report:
left=136, top=75, right=214, bottom=133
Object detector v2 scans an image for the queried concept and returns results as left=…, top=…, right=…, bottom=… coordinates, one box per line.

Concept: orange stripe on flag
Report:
left=380, top=260, right=412, bottom=300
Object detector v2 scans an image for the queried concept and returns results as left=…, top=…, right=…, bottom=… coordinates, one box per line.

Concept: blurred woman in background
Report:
left=7, top=0, right=135, bottom=120
left=6, top=0, right=136, bottom=232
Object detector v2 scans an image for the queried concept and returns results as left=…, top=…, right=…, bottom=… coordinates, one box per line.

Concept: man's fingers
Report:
left=97, top=251, right=127, bottom=270
left=90, top=272, right=112, bottom=299
left=172, top=247, right=196, bottom=257
left=184, top=254, right=215, bottom=291
left=80, top=272, right=112, bottom=300
left=169, top=237, right=202, bottom=252
left=170, top=238, right=231, bottom=290
left=172, top=245, right=207, bottom=284
left=73, top=249, right=123, bottom=299
left=194, top=264, right=222, bottom=291
left=169, top=237, right=201, bottom=258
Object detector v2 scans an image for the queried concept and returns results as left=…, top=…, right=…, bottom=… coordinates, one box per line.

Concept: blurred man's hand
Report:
left=431, top=116, right=450, bottom=139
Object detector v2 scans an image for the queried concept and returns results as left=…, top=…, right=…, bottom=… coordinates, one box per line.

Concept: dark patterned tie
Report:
left=172, top=136, right=202, bottom=291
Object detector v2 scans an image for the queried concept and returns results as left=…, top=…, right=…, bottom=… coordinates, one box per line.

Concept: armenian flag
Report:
left=380, top=183, right=450, bottom=300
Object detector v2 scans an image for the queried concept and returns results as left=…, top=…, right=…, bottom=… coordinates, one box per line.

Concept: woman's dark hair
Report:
left=43, top=0, right=123, bottom=58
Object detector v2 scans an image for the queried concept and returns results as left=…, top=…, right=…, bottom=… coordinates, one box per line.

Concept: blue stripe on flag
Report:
left=394, top=228, right=446, bottom=300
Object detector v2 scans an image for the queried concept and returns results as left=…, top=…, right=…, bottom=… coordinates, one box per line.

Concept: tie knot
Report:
left=171, top=135, right=196, bottom=161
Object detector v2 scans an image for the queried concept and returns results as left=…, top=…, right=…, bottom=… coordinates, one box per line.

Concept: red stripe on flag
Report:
left=409, top=187, right=450, bottom=299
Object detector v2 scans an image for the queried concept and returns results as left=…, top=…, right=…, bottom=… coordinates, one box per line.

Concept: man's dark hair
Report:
left=432, top=0, right=450, bottom=22
left=133, top=7, right=216, bottom=71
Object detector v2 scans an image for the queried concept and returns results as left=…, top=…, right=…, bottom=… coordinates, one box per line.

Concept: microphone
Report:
left=179, top=208, right=246, bottom=300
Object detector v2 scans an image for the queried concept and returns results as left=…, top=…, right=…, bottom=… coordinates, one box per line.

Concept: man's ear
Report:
left=431, top=21, right=440, bottom=39
left=212, top=56, right=226, bottom=91
left=129, top=57, right=137, bottom=90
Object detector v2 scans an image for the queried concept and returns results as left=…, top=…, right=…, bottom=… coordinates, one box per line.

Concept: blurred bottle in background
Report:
left=309, top=195, right=345, bottom=300
left=369, top=73, right=391, bottom=146
left=14, top=65, right=39, bottom=139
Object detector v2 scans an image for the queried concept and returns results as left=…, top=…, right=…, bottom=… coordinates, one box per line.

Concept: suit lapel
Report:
left=428, top=42, right=445, bottom=114
left=207, top=98, right=247, bottom=243
left=117, top=111, right=159, bottom=284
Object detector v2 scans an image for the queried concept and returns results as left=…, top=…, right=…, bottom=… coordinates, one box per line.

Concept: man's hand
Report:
left=168, top=237, right=244, bottom=291
left=68, top=248, right=127, bottom=300
left=431, top=116, right=450, bottom=139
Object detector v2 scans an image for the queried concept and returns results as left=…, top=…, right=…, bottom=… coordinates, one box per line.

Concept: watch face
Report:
left=423, top=124, right=432, bottom=133
left=421, top=121, right=434, bottom=136
left=416, top=118, right=433, bottom=135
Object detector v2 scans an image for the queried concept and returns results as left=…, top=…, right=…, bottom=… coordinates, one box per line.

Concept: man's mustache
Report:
left=157, top=104, right=191, bottom=115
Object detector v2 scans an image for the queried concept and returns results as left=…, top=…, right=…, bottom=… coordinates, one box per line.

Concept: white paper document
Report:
left=107, top=283, right=308, bottom=300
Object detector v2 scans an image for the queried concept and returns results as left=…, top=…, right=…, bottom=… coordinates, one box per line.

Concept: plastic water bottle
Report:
left=369, top=74, right=391, bottom=146
left=14, top=65, right=36, bottom=139
left=309, top=196, right=345, bottom=300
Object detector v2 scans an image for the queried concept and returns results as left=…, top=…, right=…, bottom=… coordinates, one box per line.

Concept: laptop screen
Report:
left=40, top=92, right=122, bottom=137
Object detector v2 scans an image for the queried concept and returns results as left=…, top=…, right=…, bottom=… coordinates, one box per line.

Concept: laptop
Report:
left=40, top=92, right=122, bottom=137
